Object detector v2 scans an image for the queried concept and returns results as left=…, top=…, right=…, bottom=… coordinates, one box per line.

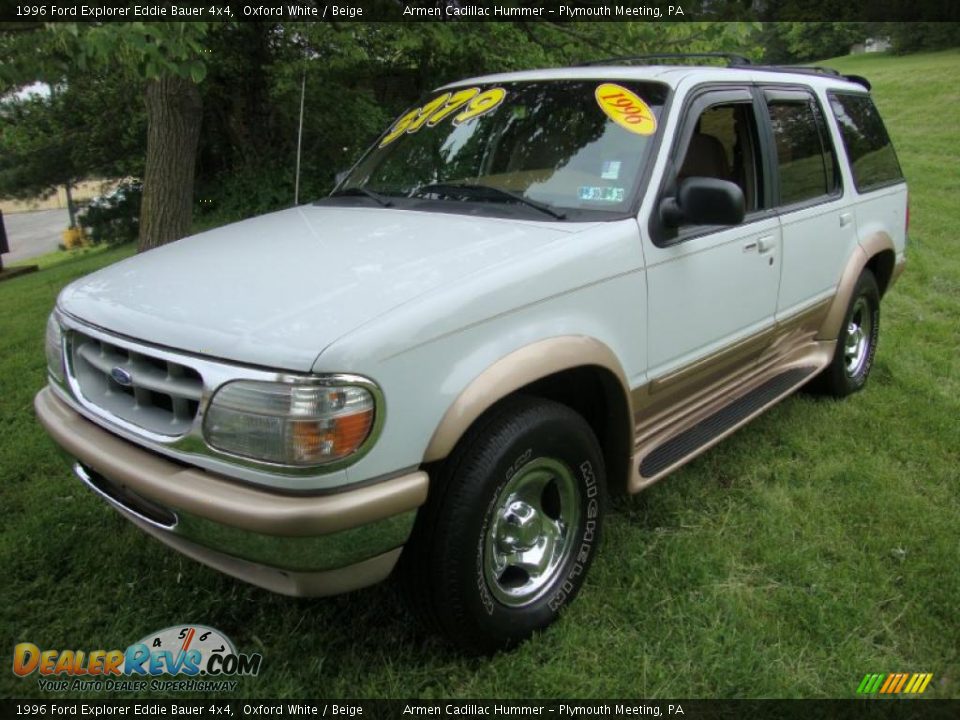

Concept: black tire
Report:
left=400, top=395, right=606, bottom=654
left=810, top=269, right=880, bottom=397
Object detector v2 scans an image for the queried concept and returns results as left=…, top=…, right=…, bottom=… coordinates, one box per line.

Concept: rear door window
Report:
left=827, top=92, right=904, bottom=192
left=764, top=91, right=841, bottom=207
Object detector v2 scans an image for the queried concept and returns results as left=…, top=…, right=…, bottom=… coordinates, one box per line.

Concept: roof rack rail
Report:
left=578, top=53, right=753, bottom=67
left=751, top=64, right=841, bottom=77
left=747, top=65, right=872, bottom=90
left=575, top=54, right=872, bottom=90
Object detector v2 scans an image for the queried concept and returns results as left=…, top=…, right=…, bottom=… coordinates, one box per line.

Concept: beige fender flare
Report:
left=423, top=336, right=633, bottom=463
left=818, top=232, right=895, bottom=341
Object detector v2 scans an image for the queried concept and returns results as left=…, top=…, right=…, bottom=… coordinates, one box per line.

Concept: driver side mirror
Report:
left=659, top=177, right=745, bottom=229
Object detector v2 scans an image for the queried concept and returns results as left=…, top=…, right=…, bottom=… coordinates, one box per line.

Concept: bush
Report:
left=78, top=181, right=142, bottom=245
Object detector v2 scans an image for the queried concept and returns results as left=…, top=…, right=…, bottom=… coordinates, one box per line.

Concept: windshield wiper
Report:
left=413, top=182, right=567, bottom=220
left=328, top=187, right=394, bottom=208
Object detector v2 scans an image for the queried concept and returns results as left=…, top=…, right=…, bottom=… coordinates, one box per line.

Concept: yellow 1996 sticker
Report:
left=595, top=83, right=657, bottom=136
left=379, top=87, right=507, bottom=147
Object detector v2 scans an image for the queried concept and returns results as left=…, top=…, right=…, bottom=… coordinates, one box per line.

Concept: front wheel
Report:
left=811, top=269, right=881, bottom=397
left=401, top=396, right=606, bottom=653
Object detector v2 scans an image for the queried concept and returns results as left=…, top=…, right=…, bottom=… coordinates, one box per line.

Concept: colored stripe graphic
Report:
left=857, top=672, right=933, bottom=694
left=894, top=673, right=909, bottom=693
left=857, top=673, right=882, bottom=694
left=879, top=674, right=896, bottom=693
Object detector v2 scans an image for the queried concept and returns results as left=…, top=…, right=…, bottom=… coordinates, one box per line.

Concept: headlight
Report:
left=45, top=313, right=65, bottom=384
left=203, top=379, right=378, bottom=466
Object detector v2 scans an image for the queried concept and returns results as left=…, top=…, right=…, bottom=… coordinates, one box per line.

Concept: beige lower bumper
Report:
left=125, top=508, right=405, bottom=597
left=34, top=386, right=428, bottom=596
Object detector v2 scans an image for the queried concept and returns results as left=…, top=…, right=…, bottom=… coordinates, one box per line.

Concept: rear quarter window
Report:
left=828, top=92, right=904, bottom=192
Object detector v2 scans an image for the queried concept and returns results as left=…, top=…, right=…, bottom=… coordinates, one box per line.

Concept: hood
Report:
left=59, top=205, right=573, bottom=371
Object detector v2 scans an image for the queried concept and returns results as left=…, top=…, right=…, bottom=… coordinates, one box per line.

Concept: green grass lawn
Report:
left=2, top=50, right=958, bottom=701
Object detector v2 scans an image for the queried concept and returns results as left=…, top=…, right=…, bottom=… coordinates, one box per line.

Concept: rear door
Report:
left=759, top=87, right=857, bottom=320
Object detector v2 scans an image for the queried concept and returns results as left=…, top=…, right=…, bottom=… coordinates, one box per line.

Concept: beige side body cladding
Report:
left=628, top=301, right=835, bottom=493
left=422, top=234, right=896, bottom=498
left=624, top=233, right=897, bottom=492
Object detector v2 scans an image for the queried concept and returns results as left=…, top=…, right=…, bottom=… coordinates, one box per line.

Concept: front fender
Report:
left=424, top=336, right=632, bottom=463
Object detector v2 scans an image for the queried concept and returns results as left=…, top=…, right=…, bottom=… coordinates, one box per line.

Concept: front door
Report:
left=644, top=88, right=781, bottom=382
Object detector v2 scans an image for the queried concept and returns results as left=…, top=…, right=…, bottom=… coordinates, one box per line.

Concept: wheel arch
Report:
left=818, top=231, right=895, bottom=341
left=423, top=336, right=634, bottom=496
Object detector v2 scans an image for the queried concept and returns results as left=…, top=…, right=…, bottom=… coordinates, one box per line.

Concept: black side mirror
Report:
left=660, top=177, right=745, bottom=228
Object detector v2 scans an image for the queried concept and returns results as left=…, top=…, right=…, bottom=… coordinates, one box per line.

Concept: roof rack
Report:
left=576, top=54, right=872, bottom=90
left=578, top=53, right=753, bottom=67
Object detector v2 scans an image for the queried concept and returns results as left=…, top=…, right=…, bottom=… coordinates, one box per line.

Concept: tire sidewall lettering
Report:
left=547, top=460, right=598, bottom=613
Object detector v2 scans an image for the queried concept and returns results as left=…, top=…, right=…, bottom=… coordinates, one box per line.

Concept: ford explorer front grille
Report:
left=68, top=330, right=203, bottom=436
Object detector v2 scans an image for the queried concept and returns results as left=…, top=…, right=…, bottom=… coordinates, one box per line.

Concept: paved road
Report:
left=2, top=208, right=70, bottom=265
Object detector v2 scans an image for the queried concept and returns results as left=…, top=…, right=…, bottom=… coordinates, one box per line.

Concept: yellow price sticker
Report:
left=379, top=87, right=507, bottom=147
left=595, top=83, right=657, bottom=136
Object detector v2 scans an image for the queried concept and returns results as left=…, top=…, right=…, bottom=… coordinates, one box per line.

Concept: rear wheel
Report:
left=811, top=269, right=880, bottom=397
left=401, top=396, right=605, bottom=653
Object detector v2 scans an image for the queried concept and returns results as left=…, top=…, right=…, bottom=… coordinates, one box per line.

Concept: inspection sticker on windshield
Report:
left=579, top=186, right=625, bottom=202
left=601, top=160, right=622, bottom=180
left=595, top=83, right=657, bottom=136
left=379, top=87, right=508, bottom=147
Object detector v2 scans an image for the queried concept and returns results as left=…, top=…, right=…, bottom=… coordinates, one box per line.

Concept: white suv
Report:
left=37, top=56, right=907, bottom=652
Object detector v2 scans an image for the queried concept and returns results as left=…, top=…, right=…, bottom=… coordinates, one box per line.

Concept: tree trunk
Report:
left=138, top=75, right=202, bottom=252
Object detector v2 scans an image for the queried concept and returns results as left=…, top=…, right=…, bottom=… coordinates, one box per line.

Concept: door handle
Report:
left=839, top=212, right=854, bottom=228
left=757, top=236, right=775, bottom=254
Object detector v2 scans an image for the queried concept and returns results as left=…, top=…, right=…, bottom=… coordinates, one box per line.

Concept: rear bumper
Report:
left=34, top=386, right=428, bottom=596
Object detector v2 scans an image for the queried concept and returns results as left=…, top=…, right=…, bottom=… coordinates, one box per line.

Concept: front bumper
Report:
left=35, top=386, right=428, bottom=596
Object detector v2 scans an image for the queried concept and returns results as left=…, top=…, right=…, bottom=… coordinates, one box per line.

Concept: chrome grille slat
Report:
left=76, top=342, right=203, bottom=401
left=68, top=331, right=203, bottom=437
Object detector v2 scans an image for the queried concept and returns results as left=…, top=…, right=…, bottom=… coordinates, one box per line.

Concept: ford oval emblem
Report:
left=111, top=367, right=133, bottom=387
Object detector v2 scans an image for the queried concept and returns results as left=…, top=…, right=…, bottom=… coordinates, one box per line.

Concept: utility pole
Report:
left=294, top=68, right=306, bottom=206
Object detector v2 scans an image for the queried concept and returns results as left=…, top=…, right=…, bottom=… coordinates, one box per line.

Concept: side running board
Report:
left=639, top=367, right=818, bottom=479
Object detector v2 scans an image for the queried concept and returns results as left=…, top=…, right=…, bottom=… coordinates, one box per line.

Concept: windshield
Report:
left=336, top=79, right=668, bottom=220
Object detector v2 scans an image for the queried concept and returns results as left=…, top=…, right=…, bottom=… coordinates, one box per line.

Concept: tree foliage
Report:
left=758, top=22, right=866, bottom=63
left=18, top=19, right=915, bottom=250
left=0, top=75, right=145, bottom=201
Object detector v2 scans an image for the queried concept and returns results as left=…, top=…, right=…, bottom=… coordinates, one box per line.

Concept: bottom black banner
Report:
left=3, top=700, right=959, bottom=720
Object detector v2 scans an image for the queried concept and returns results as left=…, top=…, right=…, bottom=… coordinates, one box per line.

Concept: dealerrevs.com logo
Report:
left=12, top=625, right=262, bottom=693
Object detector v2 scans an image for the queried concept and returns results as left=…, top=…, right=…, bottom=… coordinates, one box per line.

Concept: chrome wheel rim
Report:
left=483, top=457, right=581, bottom=608
left=844, top=297, right=873, bottom=378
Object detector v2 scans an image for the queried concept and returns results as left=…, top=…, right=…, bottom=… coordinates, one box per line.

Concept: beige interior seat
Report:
left=679, top=133, right=730, bottom=181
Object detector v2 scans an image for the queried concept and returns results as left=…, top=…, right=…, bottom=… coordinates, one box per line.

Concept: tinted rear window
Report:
left=767, top=98, right=841, bottom=206
left=828, top=93, right=903, bottom=192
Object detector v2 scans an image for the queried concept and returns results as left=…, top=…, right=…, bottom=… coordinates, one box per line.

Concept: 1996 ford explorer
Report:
left=37, top=56, right=907, bottom=652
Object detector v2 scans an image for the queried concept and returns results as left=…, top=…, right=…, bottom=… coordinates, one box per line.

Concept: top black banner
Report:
left=1, top=0, right=959, bottom=24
